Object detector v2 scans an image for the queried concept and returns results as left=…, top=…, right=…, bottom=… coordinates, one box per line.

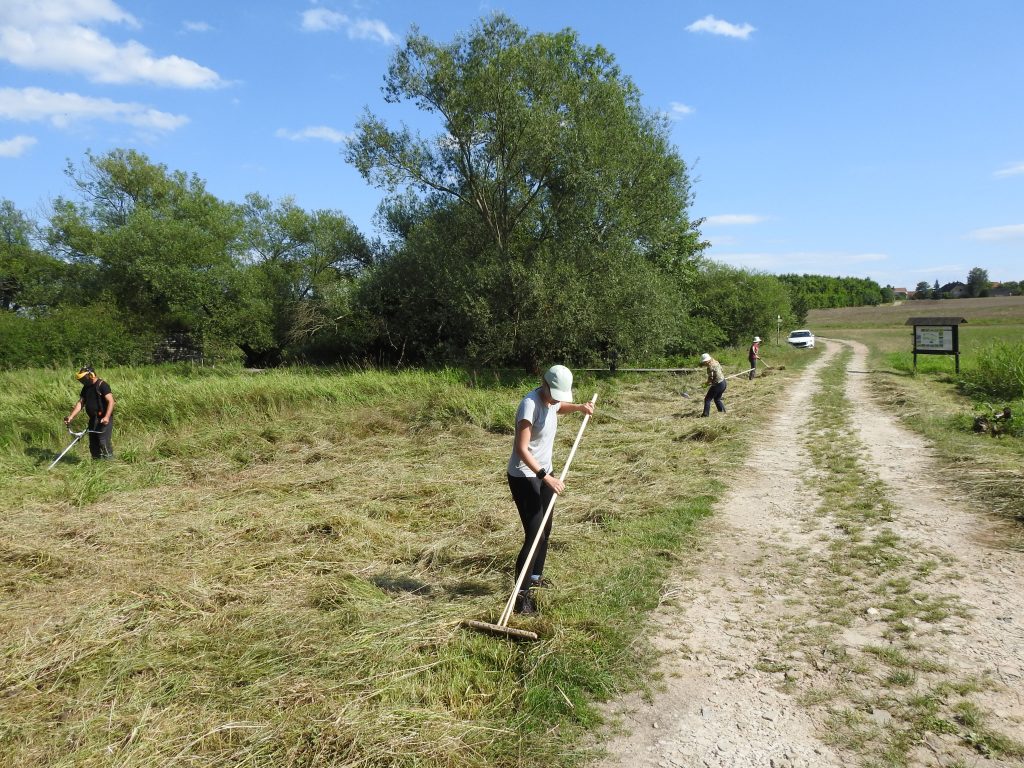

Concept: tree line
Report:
left=777, top=273, right=891, bottom=319
left=1, top=15, right=888, bottom=371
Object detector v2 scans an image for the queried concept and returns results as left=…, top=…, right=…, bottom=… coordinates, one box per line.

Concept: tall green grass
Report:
left=958, top=341, right=1024, bottom=400
left=884, top=340, right=1023, bottom=400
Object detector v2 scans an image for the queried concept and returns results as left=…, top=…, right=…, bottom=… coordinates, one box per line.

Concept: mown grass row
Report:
left=0, top=351, right=812, bottom=767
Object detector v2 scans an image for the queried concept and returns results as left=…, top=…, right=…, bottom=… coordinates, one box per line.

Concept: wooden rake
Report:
left=463, top=392, right=598, bottom=642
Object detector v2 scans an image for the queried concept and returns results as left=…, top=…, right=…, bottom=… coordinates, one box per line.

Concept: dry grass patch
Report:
left=0, top=360, right=807, bottom=767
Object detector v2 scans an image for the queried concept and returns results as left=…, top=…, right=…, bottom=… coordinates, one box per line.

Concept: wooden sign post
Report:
left=905, top=316, right=967, bottom=373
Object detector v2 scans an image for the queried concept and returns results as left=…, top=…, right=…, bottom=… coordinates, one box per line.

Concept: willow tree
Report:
left=347, top=14, right=706, bottom=367
left=47, top=149, right=269, bottom=359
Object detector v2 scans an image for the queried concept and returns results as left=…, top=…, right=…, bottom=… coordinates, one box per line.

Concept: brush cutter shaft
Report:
left=722, top=368, right=755, bottom=382
left=48, top=424, right=103, bottom=469
left=49, top=433, right=85, bottom=470
left=497, top=392, right=598, bottom=627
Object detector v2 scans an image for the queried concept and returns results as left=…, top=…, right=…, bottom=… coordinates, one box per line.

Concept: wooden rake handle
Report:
left=497, top=392, right=598, bottom=627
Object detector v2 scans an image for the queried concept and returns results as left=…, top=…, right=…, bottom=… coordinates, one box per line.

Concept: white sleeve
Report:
left=516, top=396, right=536, bottom=425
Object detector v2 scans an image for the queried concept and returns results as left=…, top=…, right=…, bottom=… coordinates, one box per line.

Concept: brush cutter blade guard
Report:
left=461, top=619, right=540, bottom=642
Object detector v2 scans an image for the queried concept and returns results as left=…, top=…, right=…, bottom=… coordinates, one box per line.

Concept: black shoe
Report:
left=513, top=589, right=536, bottom=615
left=531, top=577, right=554, bottom=589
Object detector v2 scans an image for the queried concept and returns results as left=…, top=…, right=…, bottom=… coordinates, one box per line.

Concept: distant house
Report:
left=892, top=287, right=910, bottom=300
left=990, top=283, right=1015, bottom=297
left=939, top=281, right=968, bottom=298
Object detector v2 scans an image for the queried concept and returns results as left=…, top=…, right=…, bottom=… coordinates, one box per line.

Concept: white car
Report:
left=787, top=329, right=815, bottom=349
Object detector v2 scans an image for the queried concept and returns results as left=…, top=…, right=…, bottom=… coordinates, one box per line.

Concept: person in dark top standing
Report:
left=748, top=336, right=761, bottom=380
left=65, top=366, right=115, bottom=459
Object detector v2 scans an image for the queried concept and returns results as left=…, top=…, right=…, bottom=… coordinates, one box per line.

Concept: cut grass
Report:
left=0, top=349, right=815, bottom=767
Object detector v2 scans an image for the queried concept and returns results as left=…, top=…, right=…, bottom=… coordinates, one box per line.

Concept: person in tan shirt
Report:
left=699, top=353, right=726, bottom=417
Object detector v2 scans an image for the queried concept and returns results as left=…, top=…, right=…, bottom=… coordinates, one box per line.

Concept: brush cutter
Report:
left=681, top=367, right=758, bottom=398
left=463, top=392, right=598, bottom=642
left=723, top=368, right=756, bottom=382
left=48, top=423, right=103, bottom=470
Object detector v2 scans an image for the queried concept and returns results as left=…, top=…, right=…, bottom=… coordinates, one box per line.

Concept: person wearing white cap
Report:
left=748, top=336, right=762, bottom=380
left=699, top=353, right=727, bottom=417
left=506, top=364, right=595, bottom=614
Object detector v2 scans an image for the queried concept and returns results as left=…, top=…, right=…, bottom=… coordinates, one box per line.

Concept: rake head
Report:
left=462, top=619, right=540, bottom=642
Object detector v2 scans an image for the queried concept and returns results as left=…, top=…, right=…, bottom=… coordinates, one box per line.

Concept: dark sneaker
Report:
left=531, top=577, right=554, bottom=589
left=513, top=589, right=536, bottom=615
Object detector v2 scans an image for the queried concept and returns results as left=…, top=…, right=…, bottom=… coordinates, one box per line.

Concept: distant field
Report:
left=808, top=294, right=1024, bottom=328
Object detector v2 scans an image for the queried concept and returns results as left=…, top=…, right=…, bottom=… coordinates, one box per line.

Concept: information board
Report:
left=914, top=326, right=954, bottom=352
left=906, top=316, right=966, bottom=373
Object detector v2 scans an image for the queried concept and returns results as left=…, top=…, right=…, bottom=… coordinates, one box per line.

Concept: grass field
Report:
left=808, top=295, right=1024, bottom=328
left=0, top=345, right=813, bottom=767
left=808, top=295, right=1024, bottom=549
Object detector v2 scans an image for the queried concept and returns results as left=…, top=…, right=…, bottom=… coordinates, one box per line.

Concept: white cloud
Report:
left=0, top=87, right=188, bottom=130
left=276, top=125, right=350, bottom=143
left=711, top=250, right=888, bottom=272
left=968, top=224, right=1024, bottom=241
left=0, top=0, right=137, bottom=28
left=686, top=15, right=756, bottom=40
left=0, top=0, right=223, bottom=88
left=994, top=162, right=1024, bottom=178
left=667, top=102, right=694, bottom=120
left=301, top=8, right=397, bottom=44
left=183, top=21, right=211, bottom=33
left=704, top=214, right=768, bottom=226
left=301, top=8, right=346, bottom=31
left=0, top=134, right=37, bottom=157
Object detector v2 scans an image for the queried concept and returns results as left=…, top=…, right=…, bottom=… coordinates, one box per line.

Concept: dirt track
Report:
left=594, top=339, right=1024, bottom=768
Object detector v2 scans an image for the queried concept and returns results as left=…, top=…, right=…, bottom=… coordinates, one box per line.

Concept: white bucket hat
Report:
left=753, top=336, right=761, bottom=343
left=700, top=353, right=712, bottom=363
left=543, top=364, right=574, bottom=402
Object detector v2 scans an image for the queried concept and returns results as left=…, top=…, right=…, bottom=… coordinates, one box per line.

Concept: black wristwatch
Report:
left=536, top=468, right=547, bottom=481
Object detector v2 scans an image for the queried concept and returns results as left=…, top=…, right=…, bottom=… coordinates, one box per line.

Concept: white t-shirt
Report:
left=507, top=387, right=561, bottom=477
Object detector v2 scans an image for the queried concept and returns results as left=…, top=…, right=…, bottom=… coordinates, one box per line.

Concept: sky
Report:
left=2, top=0, right=1023, bottom=291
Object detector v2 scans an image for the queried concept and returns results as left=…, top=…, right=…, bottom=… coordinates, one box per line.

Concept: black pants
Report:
left=507, top=474, right=556, bottom=583
left=87, top=415, right=114, bottom=459
left=703, top=380, right=727, bottom=416
left=748, top=359, right=757, bottom=380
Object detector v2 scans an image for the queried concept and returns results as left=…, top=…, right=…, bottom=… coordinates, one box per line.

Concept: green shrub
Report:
left=0, top=305, right=157, bottom=369
left=959, top=342, right=1024, bottom=400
